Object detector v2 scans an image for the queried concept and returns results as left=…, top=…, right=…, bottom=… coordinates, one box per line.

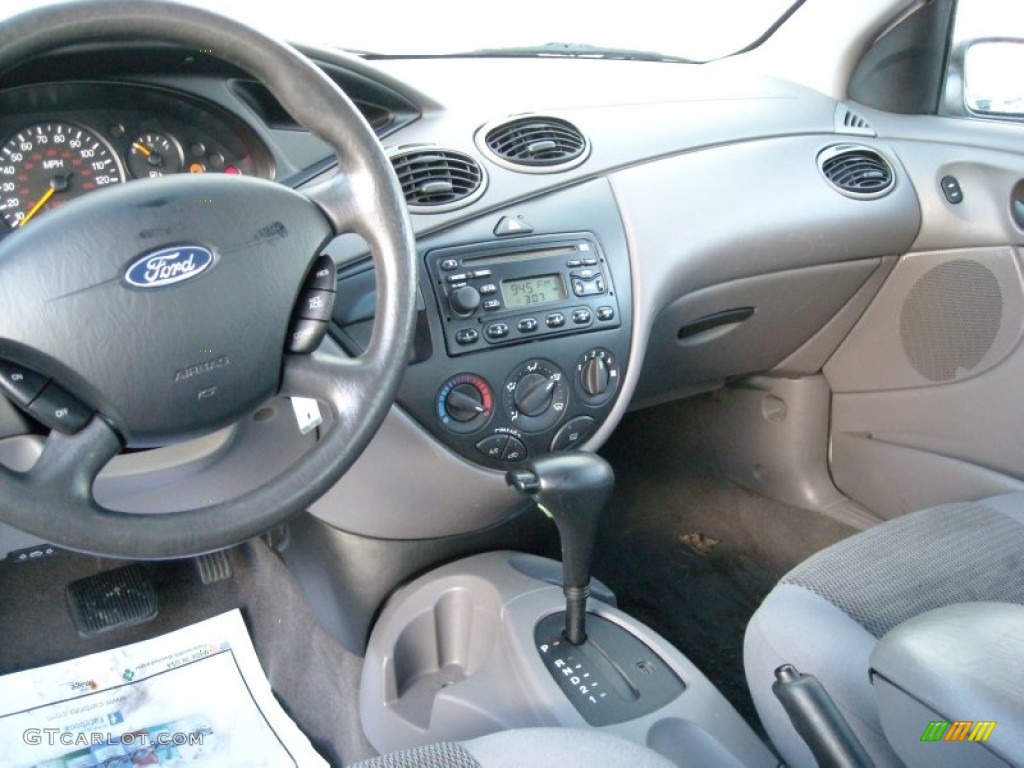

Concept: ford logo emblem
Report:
left=124, top=246, right=214, bottom=288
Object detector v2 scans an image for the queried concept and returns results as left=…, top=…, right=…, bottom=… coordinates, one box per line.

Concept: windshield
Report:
left=2, top=0, right=800, bottom=62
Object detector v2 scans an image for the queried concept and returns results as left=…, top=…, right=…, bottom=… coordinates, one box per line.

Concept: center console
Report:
left=359, top=452, right=777, bottom=766
left=359, top=552, right=775, bottom=766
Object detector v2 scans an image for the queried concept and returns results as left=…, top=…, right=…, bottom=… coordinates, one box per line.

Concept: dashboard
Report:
left=0, top=37, right=931, bottom=545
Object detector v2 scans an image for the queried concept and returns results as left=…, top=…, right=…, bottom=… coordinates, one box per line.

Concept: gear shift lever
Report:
left=507, top=451, right=614, bottom=645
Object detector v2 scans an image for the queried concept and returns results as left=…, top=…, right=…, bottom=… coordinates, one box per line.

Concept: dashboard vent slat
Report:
left=817, top=144, right=895, bottom=199
left=479, top=116, right=590, bottom=172
left=389, top=147, right=485, bottom=212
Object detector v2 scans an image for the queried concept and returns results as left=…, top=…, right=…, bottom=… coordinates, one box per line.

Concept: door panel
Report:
left=825, top=141, right=1024, bottom=517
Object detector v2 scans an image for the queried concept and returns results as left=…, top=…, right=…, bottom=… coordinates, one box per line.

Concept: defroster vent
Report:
left=389, top=146, right=485, bottom=212
left=479, top=116, right=589, bottom=172
left=817, top=144, right=895, bottom=199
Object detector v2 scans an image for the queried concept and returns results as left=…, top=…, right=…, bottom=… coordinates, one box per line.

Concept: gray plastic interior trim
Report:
left=870, top=603, right=1024, bottom=767
left=684, top=374, right=882, bottom=529
left=873, top=676, right=1011, bottom=768
left=633, top=259, right=880, bottom=401
left=360, top=551, right=776, bottom=767
left=830, top=434, right=1024, bottom=520
left=775, top=256, right=897, bottom=375
left=307, top=405, right=520, bottom=540
left=889, top=142, right=1024, bottom=253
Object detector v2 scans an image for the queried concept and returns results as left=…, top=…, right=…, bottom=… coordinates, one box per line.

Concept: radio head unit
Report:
left=427, top=234, right=621, bottom=356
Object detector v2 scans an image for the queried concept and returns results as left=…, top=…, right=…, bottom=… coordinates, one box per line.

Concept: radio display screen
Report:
left=501, top=274, right=568, bottom=309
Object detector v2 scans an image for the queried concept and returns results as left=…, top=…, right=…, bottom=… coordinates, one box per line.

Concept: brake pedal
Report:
left=66, top=564, right=158, bottom=638
left=195, top=549, right=233, bottom=585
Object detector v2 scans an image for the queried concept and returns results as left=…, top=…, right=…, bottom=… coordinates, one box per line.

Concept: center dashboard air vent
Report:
left=389, top=146, right=486, bottom=213
left=817, top=144, right=895, bottom=199
left=478, top=115, right=590, bottom=173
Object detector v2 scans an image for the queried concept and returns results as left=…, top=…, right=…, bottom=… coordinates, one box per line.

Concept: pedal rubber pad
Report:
left=66, top=564, right=158, bottom=637
left=195, top=549, right=233, bottom=585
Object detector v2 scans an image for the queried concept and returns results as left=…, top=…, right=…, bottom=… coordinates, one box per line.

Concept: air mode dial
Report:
left=503, top=359, right=569, bottom=433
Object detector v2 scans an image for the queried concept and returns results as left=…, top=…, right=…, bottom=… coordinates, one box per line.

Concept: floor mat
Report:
left=594, top=398, right=857, bottom=736
left=0, top=538, right=375, bottom=766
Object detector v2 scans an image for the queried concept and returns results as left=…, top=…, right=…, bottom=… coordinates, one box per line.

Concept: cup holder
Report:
left=386, top=584, right=500, bottom=728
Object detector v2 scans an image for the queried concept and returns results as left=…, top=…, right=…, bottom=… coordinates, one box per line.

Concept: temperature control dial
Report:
left=437, top=374, right=493, bottom=433
left=575, top=348, right=620, bottom=406
left=503, top=359, right=569, bottom=433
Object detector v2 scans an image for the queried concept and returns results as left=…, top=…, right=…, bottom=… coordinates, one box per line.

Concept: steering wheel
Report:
left=0, top=1, right=417, bottom=559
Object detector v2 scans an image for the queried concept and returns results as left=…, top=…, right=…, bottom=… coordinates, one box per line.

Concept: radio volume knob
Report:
left=581, top=356, right=611, bottom=396
left=449, top=285, right=481, bottom=315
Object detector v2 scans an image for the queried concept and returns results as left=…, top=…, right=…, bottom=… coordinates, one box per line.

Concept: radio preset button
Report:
left=485, top=322, right=510, bottom=340
left=546, top=312, right=566, bottom=328
left=483, top=299, right=501, bottom=311
left=572, top=309, right=592, bottom=325
left=455, top=328, right=480, bottom=345
left=581, top=258, right=598, bottom=267
left=473, top=269, right=493, bottom=279
left=596, top=306, right=615, bottom=321
left=566, top=259, right=583, bottom=268
left=518, top=318, right=539, bottom=333
left=479, top=283, right=497, bottom=296
left=441, top=259, right=459, bottom=271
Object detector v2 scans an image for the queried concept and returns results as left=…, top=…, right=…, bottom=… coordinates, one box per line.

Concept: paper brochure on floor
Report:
left=0, top=609, right=328, bottom=767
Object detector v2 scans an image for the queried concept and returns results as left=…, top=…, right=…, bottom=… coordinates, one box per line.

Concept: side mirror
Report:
left=964, top=39, right=1024, bottom=115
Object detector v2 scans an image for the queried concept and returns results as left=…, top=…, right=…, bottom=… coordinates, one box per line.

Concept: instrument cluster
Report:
left=0, top=81, right=274, bottom=233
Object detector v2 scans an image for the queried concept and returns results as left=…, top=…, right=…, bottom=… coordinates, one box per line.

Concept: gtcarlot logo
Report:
left=920, top=720, right=997, bottom=742
left=22, top=727, right=206, bottom=748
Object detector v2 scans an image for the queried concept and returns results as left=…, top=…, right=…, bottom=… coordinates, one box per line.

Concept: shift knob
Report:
left=508, top=451, right=614, bottom=644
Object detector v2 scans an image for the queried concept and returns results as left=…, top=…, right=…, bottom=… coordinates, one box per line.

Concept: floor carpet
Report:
left=0, top=539, right=376, bottom=766
left=594, top=396, right=857, bottom=736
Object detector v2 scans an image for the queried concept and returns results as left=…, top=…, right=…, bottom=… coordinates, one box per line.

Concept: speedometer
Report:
left=0, top=122, right=124, bottom=229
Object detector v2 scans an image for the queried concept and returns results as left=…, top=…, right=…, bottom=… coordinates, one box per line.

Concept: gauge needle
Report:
left=17, top=174, right=73, bottom=228
left=133, top=142, right=153, bottom=156
left=18, top=186, right=55, bottom=228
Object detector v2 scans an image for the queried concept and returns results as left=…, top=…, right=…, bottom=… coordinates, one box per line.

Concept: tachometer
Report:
left=0, top=122, right=124, bottom=229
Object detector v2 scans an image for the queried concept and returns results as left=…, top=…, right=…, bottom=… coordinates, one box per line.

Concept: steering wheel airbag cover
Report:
left=0, top=175, right=333, bottom=445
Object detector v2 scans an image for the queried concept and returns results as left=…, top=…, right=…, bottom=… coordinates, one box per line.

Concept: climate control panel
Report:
left=427, top=345, right=625, bottom=469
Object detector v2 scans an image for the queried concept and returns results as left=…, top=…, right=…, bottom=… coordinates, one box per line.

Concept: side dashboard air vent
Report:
left=834, top=104, right=875, bottom=136
left=478, top=116, right=590, bottom=172
left=817, top=144, right=895, bottom=199
left=389, top=146, right=486, bottom=212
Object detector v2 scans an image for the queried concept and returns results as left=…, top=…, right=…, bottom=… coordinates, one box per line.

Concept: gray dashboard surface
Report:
left=0, top=48, right=937, bottom=546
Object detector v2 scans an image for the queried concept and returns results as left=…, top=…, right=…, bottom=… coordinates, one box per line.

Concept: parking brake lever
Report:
left=507, top=451, right=614, bottom=645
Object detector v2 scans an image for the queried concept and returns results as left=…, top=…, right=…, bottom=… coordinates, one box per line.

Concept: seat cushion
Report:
left=744, top=493, right=1024, bottom=768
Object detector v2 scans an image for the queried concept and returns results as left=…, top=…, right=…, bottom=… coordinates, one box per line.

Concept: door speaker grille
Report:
left=899, top=259, right=1003, bottom=382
